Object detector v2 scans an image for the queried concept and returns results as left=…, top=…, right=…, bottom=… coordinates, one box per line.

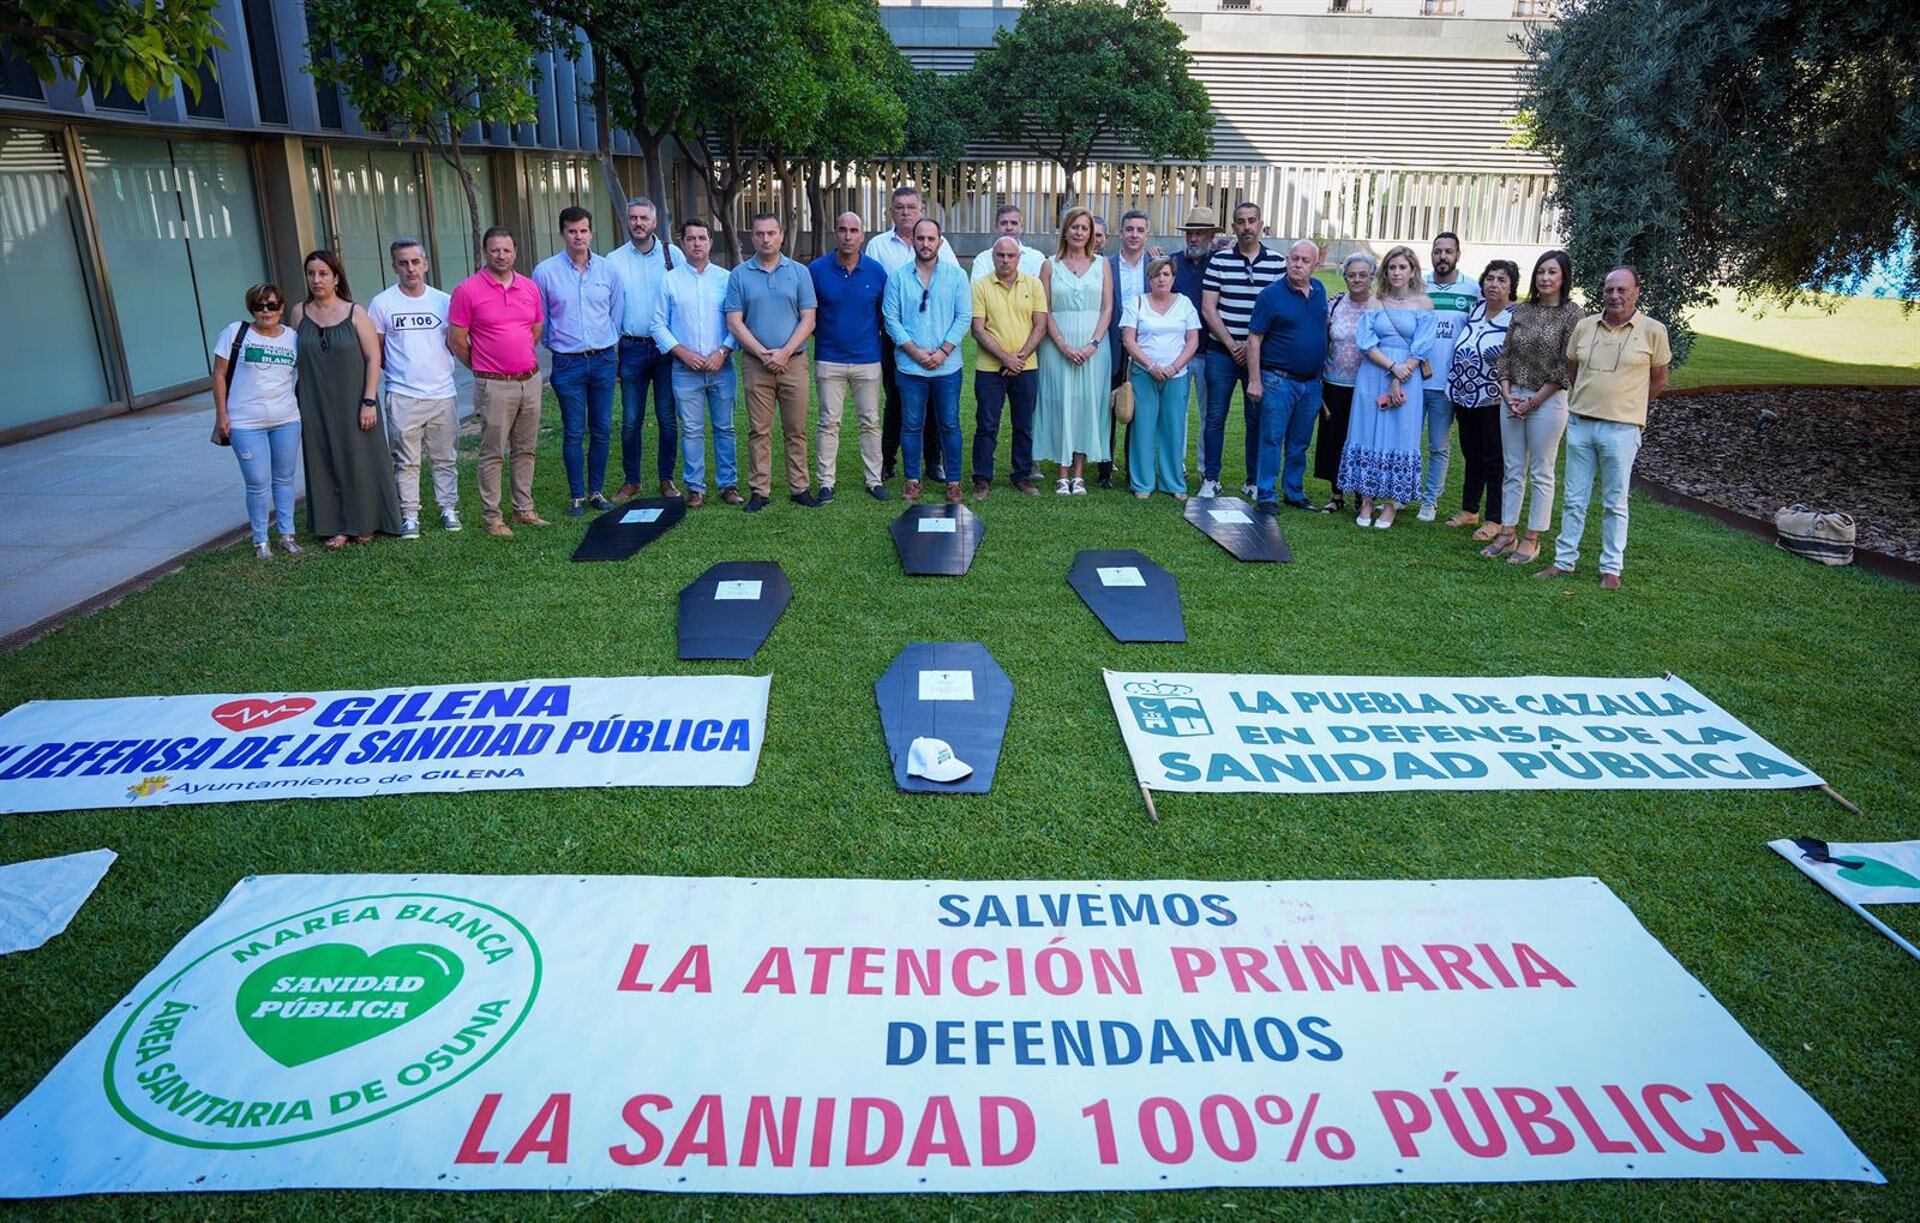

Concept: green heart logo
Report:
left=1839, top=856, right=1920, bottom=890
left=234, top=943, right=464, bottom=1068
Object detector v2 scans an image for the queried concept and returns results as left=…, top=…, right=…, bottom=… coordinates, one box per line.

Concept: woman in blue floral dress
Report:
left=1338, top=245, right=1436, bottom=530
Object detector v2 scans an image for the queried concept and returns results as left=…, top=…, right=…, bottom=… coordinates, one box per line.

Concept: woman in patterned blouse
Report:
left=1486, top=250, right=1584, bottom=565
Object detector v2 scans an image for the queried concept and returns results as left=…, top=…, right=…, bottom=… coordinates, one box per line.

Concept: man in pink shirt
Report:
left=449, top=226, right=546, bottom=536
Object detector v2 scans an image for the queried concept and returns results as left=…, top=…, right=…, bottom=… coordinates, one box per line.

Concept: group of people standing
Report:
left=210, top=187, right=1669, bottom=584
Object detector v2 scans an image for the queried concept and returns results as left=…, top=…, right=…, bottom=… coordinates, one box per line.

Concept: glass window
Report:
left=312, top=44, right=343, bottom=130
left=2, top=47, right=45, bottom=100
left=324, top=147, right=426, bottom=300
left=80, top=132, right=207, bottom=392
left=429, top=153, right=494, bottom=282
left=184, top=62, right=223, bottom=120
left=80, top=132, right=267, bottom=397
left=240, top=0, right=289, bottom=124
left=173, top=140, right=267, bottom=352
left=305, top=144, right=332, bottom=250
left=0, top=127, right=111, bottom=425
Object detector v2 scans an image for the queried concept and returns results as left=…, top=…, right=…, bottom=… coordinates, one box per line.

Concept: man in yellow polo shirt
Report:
left=1537, top=265, right=1670, bottom=589
left=969, top=236, right=1050, bottom=499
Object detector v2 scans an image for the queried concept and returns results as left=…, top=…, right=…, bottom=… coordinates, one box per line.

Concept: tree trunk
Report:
left=590, top=45, right=626, bottom=219
left=441, top=131, right=483, bottom=272
left=804, top=164, right=830, bottom=259
left=640, top=125, right=671, bottom=227
left=676, top=125, right=745, bottom=265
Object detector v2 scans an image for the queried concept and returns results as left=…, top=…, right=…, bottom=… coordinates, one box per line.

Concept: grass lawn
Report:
left=1674, top=291, right=1920, bottom=389
left=1, top=328, right=1918, bottom=1219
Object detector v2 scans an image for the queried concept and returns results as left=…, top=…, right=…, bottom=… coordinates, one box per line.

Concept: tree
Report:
left=305, top=0, right=538, bottom=267
left=760, top=0, right=908, bottom=254
left=966, top=0, right=1212, bottom=205
left=894, top=61, right=972, bottom=169
left=2, top=0, right=223, bottom=102
left=579, top=0, right=713, bottom=226
left=1520, top=0, right=1920, bottom=363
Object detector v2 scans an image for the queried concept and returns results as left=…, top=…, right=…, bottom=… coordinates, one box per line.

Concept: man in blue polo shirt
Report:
left=810, top=211, right=889, bottom=502
left=1243, top=240, right=1329, bottom=513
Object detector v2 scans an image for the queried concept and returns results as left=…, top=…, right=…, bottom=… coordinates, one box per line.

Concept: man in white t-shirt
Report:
left=968, top=204, right=1046, bottom=282
left=1419, top=231, right=1482, bottom=520
left=369, top=239, right=461, bottom=538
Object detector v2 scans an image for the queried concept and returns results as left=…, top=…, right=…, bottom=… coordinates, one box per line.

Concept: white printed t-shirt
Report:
left=211, top=321, right=298, bottom=429
left=368, top=283, right=457, bottom=399
left=1424, top=273, right=1482, bottom=389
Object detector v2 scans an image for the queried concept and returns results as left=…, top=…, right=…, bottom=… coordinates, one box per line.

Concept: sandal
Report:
left=353, top=534, right=374, bottom=545
left=1471, top=522, right=1502, bottom=543
left=1070, top=477, right=1087, bottom=495
left=1480, top=533, right=1516, bottom=558
left=1508, top=539, right=1540, bottom=565
left=1055, top=477, right=1071, bottom=496
left=324, top=535, right=349, bottom=550
left=1445, top=511, right=1479, bottom=529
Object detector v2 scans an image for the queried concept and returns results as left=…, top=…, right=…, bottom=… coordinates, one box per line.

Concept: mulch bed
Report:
left=1637, top=386, right=1920, bottom=563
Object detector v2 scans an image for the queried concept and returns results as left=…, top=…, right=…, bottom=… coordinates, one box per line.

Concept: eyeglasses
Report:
left=253, top=301, right=283, bottom=312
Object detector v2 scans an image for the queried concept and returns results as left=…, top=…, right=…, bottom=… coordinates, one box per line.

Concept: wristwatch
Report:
left=359, top=397, right=378, bottom=408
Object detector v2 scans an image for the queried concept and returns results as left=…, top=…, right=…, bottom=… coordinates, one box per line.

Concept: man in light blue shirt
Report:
left=532, top=205, right=624, bottom=514
left=605, top=196, right=687, bottom=500
left=882, top=217, right=972, bottom=503
left=650, top=217, right=740, bottom=508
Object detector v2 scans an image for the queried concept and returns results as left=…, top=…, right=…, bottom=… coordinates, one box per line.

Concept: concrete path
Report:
left=0, top=371, right=480, bottom=651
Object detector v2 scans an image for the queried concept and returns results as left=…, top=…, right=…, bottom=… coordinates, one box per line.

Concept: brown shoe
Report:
left=903, top=479, right=922, bottom=500
left=1014, top=480, right=1039, bottom=497
left=719, top=488, right=744, bottom=506
left=1599, top=573, right=1622, bottom=590
left=946, top=481, right=963, bottom=504
left=485, top=521, right=515, bottom=538
left=660, top=479, right=680, bottom=498
left=514, top=512, right=551, bottom=527
left=1534, top=565, right=1573, bottom=580
left=972, top=480, right=990, bottom=502
left=686, top=491, right=706, bottom=508
left=613, top=482, right=640, bottom=502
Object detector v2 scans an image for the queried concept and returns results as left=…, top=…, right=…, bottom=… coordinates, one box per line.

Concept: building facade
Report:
left=1, top=0, right=1551, bottom=440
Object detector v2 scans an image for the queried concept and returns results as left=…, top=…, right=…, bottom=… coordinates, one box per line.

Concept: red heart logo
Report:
left=210, top=697, right=316, bottom=732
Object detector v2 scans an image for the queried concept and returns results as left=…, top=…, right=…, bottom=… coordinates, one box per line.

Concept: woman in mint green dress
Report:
left=1035, top=207, right=1113, bottom=495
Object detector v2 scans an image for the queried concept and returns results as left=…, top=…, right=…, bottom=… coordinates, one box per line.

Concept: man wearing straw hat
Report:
left=1172, top=205, right=1221, bottom=475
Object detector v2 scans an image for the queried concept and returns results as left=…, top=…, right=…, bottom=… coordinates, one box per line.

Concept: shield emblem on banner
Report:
left=1129, top=695, right=1212, bottom=737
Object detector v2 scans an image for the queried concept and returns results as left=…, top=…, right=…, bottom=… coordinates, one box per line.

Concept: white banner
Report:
left=0, top=676, right=770, bottom=814
left=0, top=874, right=1877, bottom=1196
left=1105, top=673, right=1820, bottom=794
left=0, top=848, right=116, bottom=955
left=1771, top=839, right=1920, bottom=906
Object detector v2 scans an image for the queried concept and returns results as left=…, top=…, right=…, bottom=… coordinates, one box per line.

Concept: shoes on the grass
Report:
left=743, top=493, right=770, bottom=513
left=400, top=516, right=420, bottom=539
left=867, top=484, right=893, bottom=501
left=1198, top=479, right=1220, bottom=498
left=440, top=507, right=461, bottom=531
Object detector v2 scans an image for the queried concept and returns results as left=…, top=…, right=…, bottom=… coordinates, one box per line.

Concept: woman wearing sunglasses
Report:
left=212, top=283, right=302, bottom=558
left=290, top=249, right=402, bottom=548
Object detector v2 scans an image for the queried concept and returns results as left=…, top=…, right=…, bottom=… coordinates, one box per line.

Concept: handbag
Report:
left=210, top=321, right=250, bottom=446
left=1110, top=379, right=1135, bottom=425
left=1774, top=505, right=1856, bottom=566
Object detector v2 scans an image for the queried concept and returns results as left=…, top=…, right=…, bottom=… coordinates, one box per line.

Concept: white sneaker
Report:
left=1198, top=479, right=1221, bottom=499
left=1241, top=482, right=1257, bottom=499
left=401, top=516, right=421, bottom=540
left=1416, top=503, right=1438, bottom=522
left=440, top=507, right=462, bottom=532
left=1056, top=477, right=1072, bottom=495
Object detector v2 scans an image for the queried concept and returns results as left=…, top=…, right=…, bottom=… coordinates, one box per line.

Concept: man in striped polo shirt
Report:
left=1199, top=202, right=1285, bottom=499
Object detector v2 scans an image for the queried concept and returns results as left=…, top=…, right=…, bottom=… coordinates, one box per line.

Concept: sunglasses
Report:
left=918, top=287, right=930, bottom=313
left=253, top=301, right=283, bottom=312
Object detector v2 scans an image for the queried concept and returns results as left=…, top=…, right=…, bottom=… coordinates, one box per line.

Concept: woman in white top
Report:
left=1119, top=257, right=1201, bottom=498
left=212, top=283, right=303, bottom=557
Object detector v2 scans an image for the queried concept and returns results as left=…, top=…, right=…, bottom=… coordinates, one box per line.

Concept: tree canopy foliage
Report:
left=1521, top=0, right=1919, bottom=362
left=2, top=0, right=223, bottom=102
left=967, top=0, right=1212, bottom=201
left=305, top=0, right=539, bottom=265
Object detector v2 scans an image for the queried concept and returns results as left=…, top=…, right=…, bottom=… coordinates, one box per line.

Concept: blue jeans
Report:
left=550, top=348, right=618, bottom=499
left=972, top=369, right=1036, bottom=484
left=899, top=371, right=963, bottom=482
left=229, top=421, right=302, bottom=543
left=618, top=337, right=677, bottom=485
left=1254, top=371, right=1321, bottom=504
left=1420, top=387, right=1453, bottom=507
left=1201, top=347, right=1254, bottom=482
left=1128, top=367, right=1190, bottom=495
left=670, top=360, right=739, bottom=494
left=1554, top=415, right=1642, bottom=576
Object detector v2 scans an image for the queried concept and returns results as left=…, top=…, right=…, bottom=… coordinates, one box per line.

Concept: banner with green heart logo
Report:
left=0, top=873, right=1879, bottom=1197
